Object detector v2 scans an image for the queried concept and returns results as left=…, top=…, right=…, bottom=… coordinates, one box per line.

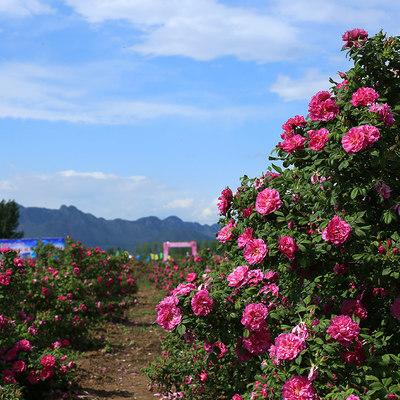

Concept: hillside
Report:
left=17, top=205, right=220, bottom=253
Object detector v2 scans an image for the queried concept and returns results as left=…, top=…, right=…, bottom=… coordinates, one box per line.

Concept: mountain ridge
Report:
left=17, top=204, right=220, bottom=253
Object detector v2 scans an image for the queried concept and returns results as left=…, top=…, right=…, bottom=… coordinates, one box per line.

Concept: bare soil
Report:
left=70, top=278, right=165, bottom=400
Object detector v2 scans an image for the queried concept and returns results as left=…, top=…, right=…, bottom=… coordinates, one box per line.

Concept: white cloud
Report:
left=269, top=69, right=332, bottom=101
left=65, top=0, right=309, bottom=63
left=0, top=0, right=53, bottom=17
left=0, top=61, right=266, bottom=123
left=164, top=198, right=194, bottom=209
left=0, top=170, right=219, bottom=224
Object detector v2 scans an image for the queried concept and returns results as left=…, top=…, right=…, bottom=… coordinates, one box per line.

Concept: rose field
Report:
left=2, top=29, right=400, bottom=400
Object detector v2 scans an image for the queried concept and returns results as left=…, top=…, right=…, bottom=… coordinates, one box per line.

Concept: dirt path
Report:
left=71, top=280, right=165, bottom=400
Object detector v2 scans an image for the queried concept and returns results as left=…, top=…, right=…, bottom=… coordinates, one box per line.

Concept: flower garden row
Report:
left=0, top=237, right=138, bottom=399
left=145, top=30, right=400, bottom=400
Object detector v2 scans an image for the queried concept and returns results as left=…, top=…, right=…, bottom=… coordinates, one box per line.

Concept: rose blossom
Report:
left=369, top=103, right=395, bottom=126
left=341, top=299, right=367, bottom=320
left=274, top=333, right=306, bottom=360
left=191, top=290, right=214, bottom=316
left=232, top=395, right=243, bottom=400
left=345, top=396, right=360, bottom=400
left=238, top=227, right=254, bottom=248
left=350, top=87, right=379, bottom=107
left=244, top=239, right=268, bottom=265
left=241, top=303, right=269, bottom=331
left=255, top=188, right=283, bottom=215
left=227, top=265, right=249, bottom=288
left=390, top=296, right=400, bottom=321
left=281, top=115, right=307, bottom=139
left=282, top=376, right=316, bottom=400
left=156, top=296, right=182, bottom=330
left=308, top=91, right=339, bottom=121
left=12, top=360, right=26, bottom=374
left=27, top=370, right=41, bottom=385
left=217, top=219, right=236, bottom=243
left=278, top=236, right=299, bottom=260
left=171, top=283, right=196, bottom=296
left=247, top=269, right=264, bottom=286
left=277, top=134, right=307, bottom=154
left=308, top=128, right=330, bottom=151
left=242, top=328, right=271, bottom=355
left=185, top=272, right=197, bottom=282
left=41, top=354, right=56, bottom=368
left=326, top=314, right=360, bottom=346
left=374, top=181, right=391, bottom=199
left=217, top=187, right=233, bottom=215
left=292, top=323, right=309, bottom=339
left=342, top=28, right=368, bottom=49
left=342, top=125, right=380, bottom=154
left=322, top=215, right=351, bottom=246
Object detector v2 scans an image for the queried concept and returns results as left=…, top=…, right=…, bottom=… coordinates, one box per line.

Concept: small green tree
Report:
left=0, top=199, right=23, bottom=239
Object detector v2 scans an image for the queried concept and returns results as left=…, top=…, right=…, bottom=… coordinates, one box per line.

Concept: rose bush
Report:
left=146, top=29, right=400, bottom=400
left=0, top=237, right=138, bottom=399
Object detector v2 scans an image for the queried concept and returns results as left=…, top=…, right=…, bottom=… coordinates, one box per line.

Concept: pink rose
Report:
left=191, top=290, right=214, bottom=316
left=369, top=103, right=395, bottom=126
left=342, top=127, right=367, bottom=154
left=281, top=115, right=307, bottom=139
left=308, top=91, right=339, bottom=121
left=308, top=128, right=330, bottom=151
left=227, top=265, right=249, bottom=288
left=217, top=219, right=236, bottom=243
left=12, top=360, right=26, bottom=374
left=241, top=303, right=269, bottom=331
left=342, top=28, right=368, bottom=49
left=350, top=87, right=379, bottom=107
left=322, top=215, right=351, bottom=246
left=327, top=315, right=360, bottom=346
left=41, top=354, right=56, bottom=368
left=255, top=188, right=283, bottom=215
left=171, top=283, right=196, bottom=296
left=242, top=328, right=271, bottom=355
left=185, top=273, right=197, bottom=282
left=278, top=236, right=299, bottom=260
left=345, top=396, right=360, bottom=400
left=217, top=187, right=233, bottom=215
left=277, top=134, right=307, bottom=154
left=274, top=333, right=306, bottom=360
left=244, top=239, right=268, bottom=265
left=156, top=296, right=182, bottom=330
left=374, top=181, right=391, bottom=199
left=292, top=323, right=309, bottom=339
left=238, top=227, right=253, bottom=248
left=282, top=376, right=316, bottom=400
left=341, top=299, right=367, bottom=320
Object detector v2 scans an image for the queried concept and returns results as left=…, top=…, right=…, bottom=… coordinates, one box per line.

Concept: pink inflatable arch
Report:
left=163, top=241, right=197, bottom=261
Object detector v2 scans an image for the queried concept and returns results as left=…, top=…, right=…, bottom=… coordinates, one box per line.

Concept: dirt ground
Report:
left=70, top=278, right=165, bottom=400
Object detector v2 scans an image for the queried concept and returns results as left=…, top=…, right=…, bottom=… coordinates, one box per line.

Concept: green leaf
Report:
left=350, top=187, right=359, bottom=199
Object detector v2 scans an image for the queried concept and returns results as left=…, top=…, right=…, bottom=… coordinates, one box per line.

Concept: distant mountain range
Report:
left=17, top=205, right=220, bottom=253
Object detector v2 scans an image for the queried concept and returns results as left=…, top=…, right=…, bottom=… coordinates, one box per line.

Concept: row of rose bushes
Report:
left=145, top=29, right=400, bottom=400
left=148, top=248, right=228, bottom=296
left=0, top=237, right=138, bottom=399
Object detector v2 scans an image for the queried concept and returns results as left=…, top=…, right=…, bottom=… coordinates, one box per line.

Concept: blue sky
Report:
left=0, top=0, right=399, bottom=225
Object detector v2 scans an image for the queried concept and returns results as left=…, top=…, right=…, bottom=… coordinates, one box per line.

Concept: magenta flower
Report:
left=282, top=376, right=316, bottom=400
left=308, top=128, right=330, bottom=151
left=227, top=265, right=249, bottom=288
left=281, top=115, right=307, bottom=139
left=238, top=227, right=253, bottom=248
left=341, top=299, right=367, bottom=320
left=342, top=28, right=368, bottom=49
left=327, top=315, right=360, bottom=346
left=278, top=236, right=299, bottom=260
left=242, top=328, right=271, bottom=355
left=41, top=355, right=56, bottom=368
left=350, top=87, right=379, bottom=107
left=241, top=303, right=269, bottom=331
left=191, top=290, right=214, bottom=316
left=308, top=91, right=339, bottom=121
left=370, top=103, right=395, bottom=126
left=244, top=238, right=268, bottom=265
left=374, top=181, right=391, bottom=199
left=255, top=188, right=283, bottom=215
left=217, top=219, right=236, bottom=243
left=217, top=187, right=233, bottom=215
left=171, top=283, right=196, bottom=296
left=342, top=125, right=380, bottom=154
left=156, top=296, right=182, bottom=330
left=322, top=215, right=351, bottom=246
left=274, top=333, right=306, bottom=360
left=277, top=134, right=307, bottom=154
